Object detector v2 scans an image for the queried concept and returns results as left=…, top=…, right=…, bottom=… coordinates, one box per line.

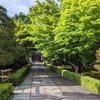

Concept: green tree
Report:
left=28, top=0, right=60, bottom=60
left=54, top=0, right=100, bottom=73
left=13, top=12, right=34, bottom=58
left=0, top=5, right=22, bottom=68
left=12, top=12, right=31, bottom=24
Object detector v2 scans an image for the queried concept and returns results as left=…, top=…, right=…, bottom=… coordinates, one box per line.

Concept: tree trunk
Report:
left=75, top=54, right=81, bottom=73
left=75, top=65, right=81, bottom=73
left=69, top=54, right=82, bottom=73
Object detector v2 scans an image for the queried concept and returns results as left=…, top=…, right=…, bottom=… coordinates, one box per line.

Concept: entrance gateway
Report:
left=32, top=51, right=42, bottom=62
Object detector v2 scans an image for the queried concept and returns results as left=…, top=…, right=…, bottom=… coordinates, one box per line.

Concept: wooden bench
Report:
left=0, top=69, right=12, bottom=83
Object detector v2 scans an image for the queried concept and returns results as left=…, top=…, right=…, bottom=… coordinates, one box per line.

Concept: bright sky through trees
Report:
left=0, top=0, right=46, bottom=17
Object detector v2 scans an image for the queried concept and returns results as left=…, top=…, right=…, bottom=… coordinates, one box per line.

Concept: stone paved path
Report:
left=10, top=63, right=100, bottom=100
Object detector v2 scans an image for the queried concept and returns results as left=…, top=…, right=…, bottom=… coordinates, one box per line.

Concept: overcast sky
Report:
left=0, top=0, right=46, bottom=17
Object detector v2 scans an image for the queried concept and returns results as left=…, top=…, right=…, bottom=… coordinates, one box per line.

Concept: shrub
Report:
left=10, top=63, right=31, bottom=86
left=10, top=73, right=23, bottom=86
left=0, top=83, right=13, bottom=100
left=46, top=63, right=100, bottom=94
left=62, top=70, right=81, bottom=84
left=81, top=76, right=100, bottom=94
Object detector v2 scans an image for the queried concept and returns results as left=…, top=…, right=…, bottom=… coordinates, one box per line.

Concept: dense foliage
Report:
left=0, top=83, right=13, bottom=100
left=54, top=0, right=100, bottom=72
left=14, top=0, right=100, bottom=73
left=12, top=12, right=31, bottom=24
left=27, top=0, right=60, bottom=60
left=1, top=0, right=100, bottom=73
left=0, top=6, right=23, bottom=68
left=13, top=12, right=35, bottom=58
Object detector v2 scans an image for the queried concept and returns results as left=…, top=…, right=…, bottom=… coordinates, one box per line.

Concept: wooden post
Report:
left=0, top=69, right=12, bottom=83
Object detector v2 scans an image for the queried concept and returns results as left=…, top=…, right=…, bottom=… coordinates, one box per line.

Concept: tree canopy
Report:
left=2, top=0, right=100, bottom=73
left=54, top=0, right=100, bottom=72
left=27, top=0, right=60, bottom=60
left=13, top=12, right=34, bottom=57
left=13, top=0, right=100, bottom=73
left=0, top=5, right=23, bottom=67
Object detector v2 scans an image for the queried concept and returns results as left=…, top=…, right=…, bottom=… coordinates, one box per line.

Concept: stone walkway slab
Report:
left=9, top=63, right=100, bottom=100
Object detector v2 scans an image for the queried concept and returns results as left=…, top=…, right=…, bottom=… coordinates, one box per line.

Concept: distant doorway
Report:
left=32, top=51, right=42, bottom=61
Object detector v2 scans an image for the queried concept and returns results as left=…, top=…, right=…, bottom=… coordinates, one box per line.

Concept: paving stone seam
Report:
left=40, top=65, right=66, bottom=100
left=9, top=64, right=100, bottom=100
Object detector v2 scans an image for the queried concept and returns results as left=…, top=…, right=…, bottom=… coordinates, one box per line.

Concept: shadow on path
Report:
left=10, top=62, right=100, bottom=100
